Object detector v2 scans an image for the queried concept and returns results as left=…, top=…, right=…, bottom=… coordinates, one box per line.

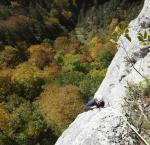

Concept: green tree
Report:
left=54, top=71, right=85, bottom=86
left=79, top=69, right=106, bottom=101
left=91, top=50, right=115, bottom=70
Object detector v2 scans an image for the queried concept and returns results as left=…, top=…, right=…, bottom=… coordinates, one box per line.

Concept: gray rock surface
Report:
left=55, top=0, right=150, bottom=145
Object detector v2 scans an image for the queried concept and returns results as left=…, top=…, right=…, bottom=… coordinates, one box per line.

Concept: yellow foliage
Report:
left=0, top=69, right=13, bottom=99
left=11, top=63, right=45, bottom=99
left=28, top=44, right=52, bottom=54
left=88, top=43, right=103, bottom=59
left=11, top=62, right=41, bottom=84
left=88, top=35, right=115, bottom=59
left=37, top=84, right=84, bottom=133
left=11, top=62, right=61, bottom=84
left=0, top=104, right=9, bottom=133
left=89, top=69, right=107, bottom=79
left=90, top=36, right=100, bottom=47
left=62, top=10, right=73, bottom=19
left=88, top=39, right=116, bottom=59
left=0, top=45, right=20, bottom=67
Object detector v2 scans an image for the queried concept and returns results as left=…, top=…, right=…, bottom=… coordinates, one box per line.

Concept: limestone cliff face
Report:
left=55, top=0, right=150, bottom=145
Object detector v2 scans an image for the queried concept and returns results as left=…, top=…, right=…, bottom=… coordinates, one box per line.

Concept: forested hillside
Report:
left=0, top=0, right=144, bottom=145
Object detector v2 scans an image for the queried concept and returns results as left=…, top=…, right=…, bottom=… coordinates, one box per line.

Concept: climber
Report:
left=84, top=98, right=105, bottom=111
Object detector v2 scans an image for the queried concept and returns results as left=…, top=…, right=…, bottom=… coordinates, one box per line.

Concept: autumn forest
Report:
left=0, top=0, right=144, bottom=145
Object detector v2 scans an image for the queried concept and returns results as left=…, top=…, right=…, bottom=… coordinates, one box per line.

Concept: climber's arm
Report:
left=90, top=105, right=97, bottom=109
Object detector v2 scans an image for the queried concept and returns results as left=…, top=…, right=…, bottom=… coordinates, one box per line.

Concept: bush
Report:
left=37, top=84, right=84, bottom=134
left=11, top=63, right=45, bottom=100
left=124, top=80, right=150, bottom=143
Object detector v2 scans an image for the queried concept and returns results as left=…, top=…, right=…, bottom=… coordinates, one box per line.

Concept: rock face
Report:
left=55, top=0, right=150, bottom=145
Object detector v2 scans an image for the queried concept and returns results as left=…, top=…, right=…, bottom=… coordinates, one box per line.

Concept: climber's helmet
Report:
left=96, top=98, right=105, bottom=108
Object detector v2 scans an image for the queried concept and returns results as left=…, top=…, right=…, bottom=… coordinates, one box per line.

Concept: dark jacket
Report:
left=84, top=98, right=97, bottom=111
left=84, top=98, right=105, bottom=111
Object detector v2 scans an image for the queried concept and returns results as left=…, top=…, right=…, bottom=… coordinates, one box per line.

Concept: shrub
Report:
left=137, top=30, right=150, bottom=46
left=37, top=84, right=84, bottom=134
left=124, top=80, right=150, bottom=143
left=11, top=63, right=45, bottom=100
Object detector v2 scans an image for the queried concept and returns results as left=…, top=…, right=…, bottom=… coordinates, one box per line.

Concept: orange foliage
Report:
left=88, top=35, right=116, bottom=59
left=0, top=68, right=13, bottom=77
left=54, top=36, right=80, bottom=54
left=54, top=36, right=68, bottom=50
left=88, top=43, right=104, bottom=59
left=28, top=44, right=52, bottom=69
